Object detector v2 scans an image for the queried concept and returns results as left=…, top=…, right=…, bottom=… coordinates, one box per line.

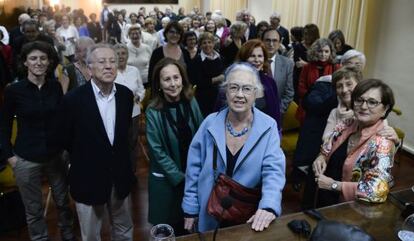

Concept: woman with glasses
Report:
left=148, top=21, right=191, bottom=90
left=182, top=63, right=286, bottom=232
left=313, top=79, right=397, bottom=207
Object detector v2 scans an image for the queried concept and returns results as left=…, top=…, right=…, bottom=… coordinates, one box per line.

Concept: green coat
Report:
left=146, top=98, right=203, bottom=225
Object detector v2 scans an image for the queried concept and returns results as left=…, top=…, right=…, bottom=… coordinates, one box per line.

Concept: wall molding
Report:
left=402, top=143, right=414, bottom=155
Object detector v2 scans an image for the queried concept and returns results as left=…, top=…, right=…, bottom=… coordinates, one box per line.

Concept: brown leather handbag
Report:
left=207, top=144, right=261, bottom=225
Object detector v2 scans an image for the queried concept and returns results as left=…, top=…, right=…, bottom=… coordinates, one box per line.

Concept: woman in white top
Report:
left=114, top=43, right=145, bottom=170
left=56, top=15, right=79, bottom=62
left=126, top=25, right=152, bottom=87
left=117, top=14, right=128, bottom=44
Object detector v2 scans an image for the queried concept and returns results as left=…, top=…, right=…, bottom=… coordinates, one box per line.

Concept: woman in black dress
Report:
left=188, top=32, right=225, bottom=117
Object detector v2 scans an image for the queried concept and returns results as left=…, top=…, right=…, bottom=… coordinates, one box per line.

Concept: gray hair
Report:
left=221, top=62, right=264, bottom=98
left=86, top=43, right=118, bottom=65
left=270, top=11, right=281, bottom=20
left=76, top=36, right=94, bottom=49
left=161, top=16, right=171, bottom=24
left=113, top=43, right=128, bottom=52
left=43, top=19, right=56, bottom=30
left=18, top=13, right=31, bottom=24
left=341, top=49, right=366, bottom=66
left=211, top=13, right=226, bottom=27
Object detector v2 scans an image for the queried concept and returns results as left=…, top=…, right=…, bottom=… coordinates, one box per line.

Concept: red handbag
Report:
left=207, top=144, right=261, bottom=225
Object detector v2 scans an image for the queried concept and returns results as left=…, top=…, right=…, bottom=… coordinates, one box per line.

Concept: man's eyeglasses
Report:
left=264, top=38, right=279, bottom=44
left=227, top=84, right=256, bottom=95
left=354, top=97, right=382, bottom=109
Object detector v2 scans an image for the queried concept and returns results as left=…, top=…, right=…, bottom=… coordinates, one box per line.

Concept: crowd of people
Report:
left=0, top=3, right=400, bottom=241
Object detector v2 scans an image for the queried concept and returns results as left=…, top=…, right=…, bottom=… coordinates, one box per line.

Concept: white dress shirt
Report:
left=114, top=65, right=145, bottom=117
left=91, top=80, right=117, bottom=145
left=200, top=50, right=220, bottom=61
left=270, top=54, right=277, bottom=77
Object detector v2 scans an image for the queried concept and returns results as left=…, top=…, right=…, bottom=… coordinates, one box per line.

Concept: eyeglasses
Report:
left=354, top=97, right=382, bottom=109
left=264, top=38, right=279, bottom=44
left=227, top=84, right=256, bottom=95
left=168, top=30, right=180, bottom=35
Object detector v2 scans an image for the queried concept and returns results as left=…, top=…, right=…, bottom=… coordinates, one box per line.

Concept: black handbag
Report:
left=309, top=219, right=375, bottom=241
left=0, top=190, right=27, bottom=233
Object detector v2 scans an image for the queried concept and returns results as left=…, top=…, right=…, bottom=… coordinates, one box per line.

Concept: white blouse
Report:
left=114, top=65, right=146, bottom=117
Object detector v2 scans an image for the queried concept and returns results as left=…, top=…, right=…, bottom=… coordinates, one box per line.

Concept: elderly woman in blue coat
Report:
left=182, top=63, right=286, bottom=232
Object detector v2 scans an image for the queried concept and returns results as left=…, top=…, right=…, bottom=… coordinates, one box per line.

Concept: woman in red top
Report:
left=296, top=38, right=339, bottom=124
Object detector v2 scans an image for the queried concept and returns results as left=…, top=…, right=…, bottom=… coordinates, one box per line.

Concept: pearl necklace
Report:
left=226, top=119, right=249, bottom=137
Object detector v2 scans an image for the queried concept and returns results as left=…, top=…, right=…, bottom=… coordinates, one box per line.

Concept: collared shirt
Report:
left=114, top=65, right=145, bottom=117
left=244, top=25, right=250, bottom=40
left=200, top=50, right=220, bottom=61
left=216, top=27, right=224, bottom=38
left=0, top=79, right=63, bottom=162
left=91, top=80, right=117, bottom=145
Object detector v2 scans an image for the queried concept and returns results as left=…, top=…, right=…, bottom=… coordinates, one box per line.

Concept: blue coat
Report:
left=182, top=107, right=286, bottom=231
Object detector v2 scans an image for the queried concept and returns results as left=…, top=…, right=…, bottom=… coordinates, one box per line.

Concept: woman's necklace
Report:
left=226, top=119, right=249, bottom=137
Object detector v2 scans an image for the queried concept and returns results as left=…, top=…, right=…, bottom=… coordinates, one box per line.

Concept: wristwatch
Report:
left=331, top=181, right=338, bottom=191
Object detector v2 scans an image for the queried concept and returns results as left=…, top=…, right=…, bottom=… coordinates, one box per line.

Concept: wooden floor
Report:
left=1, top=147, right=413, bottom=241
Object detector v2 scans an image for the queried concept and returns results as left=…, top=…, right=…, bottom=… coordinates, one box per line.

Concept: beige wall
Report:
left=3, top=0, right=38, bottom=14
left=364, top=0, right=414, bottom=153
left=66, top=0, right=200, bottom=18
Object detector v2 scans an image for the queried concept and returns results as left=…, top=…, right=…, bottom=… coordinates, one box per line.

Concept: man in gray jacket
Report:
left=262, top=28, right=294, bottom=113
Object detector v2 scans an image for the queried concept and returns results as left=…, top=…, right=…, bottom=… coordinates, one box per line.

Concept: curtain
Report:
left=210, top=0, right=247, bottom=22
left=271, top=0, right=368, bottom=51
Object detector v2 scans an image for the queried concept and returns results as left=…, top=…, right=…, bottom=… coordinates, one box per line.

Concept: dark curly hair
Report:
left=19, top=41, right=59, bottom=79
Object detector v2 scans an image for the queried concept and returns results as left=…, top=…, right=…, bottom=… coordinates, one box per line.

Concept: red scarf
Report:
left=296, top=61, right=339, bottom=124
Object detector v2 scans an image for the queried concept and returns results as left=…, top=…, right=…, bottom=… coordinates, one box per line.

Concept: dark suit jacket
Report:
left=278, top=25, right=290, bottom=49
left=61, top=82, right=135, bottom=205
left=9, top=26, right=23, bottom=48
left=248, top=24, right=257, bottom=40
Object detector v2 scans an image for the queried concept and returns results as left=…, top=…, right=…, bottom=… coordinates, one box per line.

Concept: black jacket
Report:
left=293, top=80, right=337, bottom=168
left=60, top=82, right=135, bottom=205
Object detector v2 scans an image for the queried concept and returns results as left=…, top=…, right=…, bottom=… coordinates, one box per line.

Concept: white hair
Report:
left=270, top=11, right=281, bottom=20
left=222, top=62, right=264, bottom=97
left=161, top=17, right=171, bottom=24
left=341, top=49, right=366, bottom=66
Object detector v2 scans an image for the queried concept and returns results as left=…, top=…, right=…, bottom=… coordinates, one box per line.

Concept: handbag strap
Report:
left=212, top=143, right=218, bottom=181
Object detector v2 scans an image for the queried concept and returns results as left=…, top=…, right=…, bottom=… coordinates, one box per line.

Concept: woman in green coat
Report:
left=146, top=58, right=203, bottom=235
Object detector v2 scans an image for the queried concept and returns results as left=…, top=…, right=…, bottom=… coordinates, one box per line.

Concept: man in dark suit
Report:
left=8, top=13, right=31, bottom=48
left=86, top=13, right=102, bottom=43
left=60, top=44, right=135, bottom=241
left=262, top=29, right=294, bottom=114
left=269, top=12, right=290, bottom=49
left=241, top=10, right=256, bottom=40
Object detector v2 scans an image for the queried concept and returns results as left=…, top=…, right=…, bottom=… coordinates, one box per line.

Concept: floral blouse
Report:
left=321, top=119, right=395, bottom=203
